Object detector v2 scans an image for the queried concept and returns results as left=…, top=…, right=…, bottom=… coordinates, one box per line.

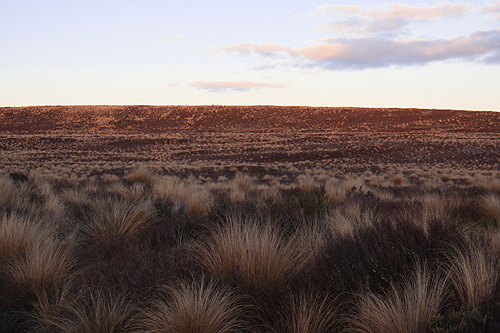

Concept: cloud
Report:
left=484, top=2, right=500, bottom=18
left=190, top=80, right=287, bottom=92
left=222, top=29, right=500, bottom=69
left=220, top=43, right=291, bottom=56
left=313, top=3, right=469, bottom=36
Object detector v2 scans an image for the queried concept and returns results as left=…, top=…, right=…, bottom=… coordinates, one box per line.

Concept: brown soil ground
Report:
left=0, top=105, right=499, bottom=180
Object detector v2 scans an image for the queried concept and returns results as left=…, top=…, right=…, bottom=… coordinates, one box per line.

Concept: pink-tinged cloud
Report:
left=190, top=80, right=287, bottom=92
left=220, top=43, right=291, bottom=55
left=315, top=3, right=467, bottom=19
left=485, top=2, right=500, bottom=18
left=314, top=3, right=469, bottom=36
left=223, top=29, right=500, bottom=69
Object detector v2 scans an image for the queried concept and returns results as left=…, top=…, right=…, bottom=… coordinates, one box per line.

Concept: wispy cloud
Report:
left=313, top=3, right=470, bottom=37
left=190, top=80, right=287, bottom=92
left=223, top=29, right=500, bottom=69
left=484, top=2, right=500, bottom=18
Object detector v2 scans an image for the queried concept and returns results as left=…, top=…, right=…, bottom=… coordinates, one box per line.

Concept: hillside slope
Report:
left=1, top=105, right=499, bottom=133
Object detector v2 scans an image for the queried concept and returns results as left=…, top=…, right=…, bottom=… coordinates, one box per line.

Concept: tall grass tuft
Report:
left=82, top=198, right=156, bottom=242
left=126, top=167, right=154, bottom=183
left=0, top=213, right=54, bottom=258
left=446, top=243, right=499, bottom=308
left=33, top=290, right=138, bottom=333
left=194, top=214, right=317, bottom=285
left=0, top=175, right=17, bottom=208
left=6, top=241, right=76, bottom=293
left=280, top=292, right=338, bottom=333
left=479, top=193, right=500, bottom=224
left=324, top=178, right=347, bottom=205
left=141, top=280, right=245, bottom=333
left=349, top=265, right=445, bottom=333
left=296, top=174, right=316, bottom=192
left=153, top=176, right=212, bottom=216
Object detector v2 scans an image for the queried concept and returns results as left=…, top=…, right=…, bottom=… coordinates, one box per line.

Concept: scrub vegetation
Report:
left=1, top=105, right=499, bottom=331
left=1, top=169, right=500, bottom=332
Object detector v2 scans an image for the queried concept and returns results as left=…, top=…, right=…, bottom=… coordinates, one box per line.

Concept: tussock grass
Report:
left=34, top=290, right=138, bottom=333
left=2, top=168, right=500, bottom=329
left=281, top=292, right=338, bottom=333
left=83, top=198, right=156, bottom=241
left=325, top=204, right=374, bottom=237
left=446, top=243, right=499, bottom=308
left=390, top=173, right=405, bottom=186
left=231, top=173, right=254, bottom=192
left=126, top=167, right=154, bottom=183
left=141, top=280, right=245, bottom=333
left=324, top=178, right=346, bottom=205
left=0, top=213, right=54, bottom=258
left=195, top=214, right=317, bottom=284
left=153, top=176, right=212, bottom=215
left=349, top=266, right=445, bottom=333
left=296, top=175, right=316, bottom=192
left=480, top=193, right=500, bottom=223
left=6, top=241, right=76, bottom=292
left=0, top=176, right=17, bottom=208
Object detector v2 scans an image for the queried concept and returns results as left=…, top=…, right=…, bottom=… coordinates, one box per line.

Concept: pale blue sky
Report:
left=1, top=1, right=499, bottom=110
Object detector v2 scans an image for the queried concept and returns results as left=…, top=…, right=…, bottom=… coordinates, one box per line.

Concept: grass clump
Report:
left=141, top=280, right=245, bottom=333
left=195, top=214, right=317, bottom=285
left=349, top=265, right=445, bottom=333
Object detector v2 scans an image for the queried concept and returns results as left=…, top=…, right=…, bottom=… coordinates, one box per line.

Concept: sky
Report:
left=1, top=0, right=499, bottom=110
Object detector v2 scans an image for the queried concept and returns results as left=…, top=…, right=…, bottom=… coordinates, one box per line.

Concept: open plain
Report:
left=1, top=106, right=500, bottom=332
left=1, top=105, right=499, bottom=183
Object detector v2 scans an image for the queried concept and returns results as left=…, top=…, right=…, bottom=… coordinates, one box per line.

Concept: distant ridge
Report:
left=0, top=105, right=498, bottom=133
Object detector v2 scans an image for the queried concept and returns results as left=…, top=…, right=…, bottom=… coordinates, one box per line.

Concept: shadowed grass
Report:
left=446, top=242, right=499, bottom=308
left=33, top=290, right=138, bottom=333
left=349, top=265, right=446, bottom=333
left=141, top=280, right=245, bottom=333
left=279, top=292, right=338, bottom=333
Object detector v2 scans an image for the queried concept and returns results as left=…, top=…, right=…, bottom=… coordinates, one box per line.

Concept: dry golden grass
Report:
left=479, top=193, right=500, bottom=223
left=126, top=167, right=154, bottom=183
left=349, top=266, right=445, bottom=333
left=296, top=174, right=316, bottom=192
left=324, top=178, right=347, bottom=205
left=390, top=173, right=405, bottom=186
left=0, top=213, right=54, bottom=258
left=35, top=290, right=138, bottom=333
left=194, top=214, right=318, bottom=284
left=446, top=244, right=499, bottom=308
left=231, top=173, right=254, bottom=192
left=6, top=241, right=76, bottom=292
left=84, top=198, right=156, bottom=241
left=281, top=292, right=338, bottom=333
left=153, top=176, right=212, bottom=216
left=325, top=204, right=374, bottom=238
left=0, top=175, right=17, bottom=208
left=141, top=280, right=244, bottom=333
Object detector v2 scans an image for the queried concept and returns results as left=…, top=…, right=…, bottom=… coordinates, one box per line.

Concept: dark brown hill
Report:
left=0, top=105, right=498, bottom=133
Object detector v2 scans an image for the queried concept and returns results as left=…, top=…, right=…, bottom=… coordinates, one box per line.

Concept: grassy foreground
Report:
left=1, top=169, right=500, bottom=332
